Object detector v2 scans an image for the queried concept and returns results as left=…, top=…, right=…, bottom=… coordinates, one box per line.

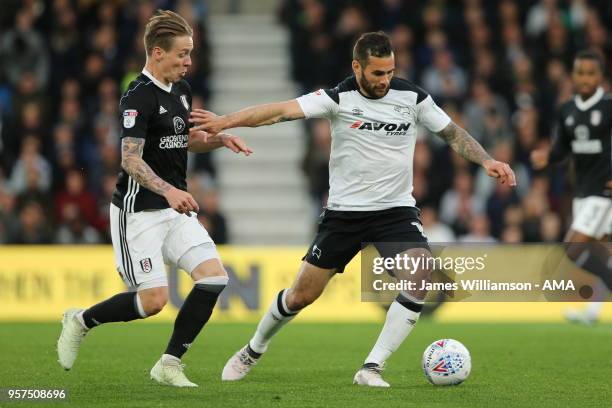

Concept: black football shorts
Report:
left=302, top=206, right=430, bottom=272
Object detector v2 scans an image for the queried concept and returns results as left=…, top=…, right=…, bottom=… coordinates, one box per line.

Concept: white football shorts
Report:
left=110, top=203, right=219, bottom=290
left=571, top=196, right=612, bottom=239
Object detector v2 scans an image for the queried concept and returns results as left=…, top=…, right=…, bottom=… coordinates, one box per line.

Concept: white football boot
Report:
left=353, top=363, right=390, bottom=387
left=150, top=355, right=198, bottom=387
left=564, top=308, right=598, bottom=325
left=221, top=345, right=259, bottom=381
left=57, top=308, right=88, bottom=370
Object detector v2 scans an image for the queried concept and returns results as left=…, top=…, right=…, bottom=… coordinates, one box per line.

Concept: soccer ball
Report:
left=422, top=339, right=471, bottom=386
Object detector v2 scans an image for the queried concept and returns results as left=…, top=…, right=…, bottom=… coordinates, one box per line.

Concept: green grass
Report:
left=0, top=321, right=610, bottom=407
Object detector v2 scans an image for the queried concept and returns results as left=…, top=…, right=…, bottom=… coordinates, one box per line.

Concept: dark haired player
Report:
left=532, top=50, right=611, bottom=325
left=192, top=31, right=515, bottom=387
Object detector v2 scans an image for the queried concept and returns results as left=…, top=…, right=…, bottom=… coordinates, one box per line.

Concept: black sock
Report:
left=246, top=343, right=262, bottom=359
left=165, top=281, right=226, bottom=359
left=574, top=245, right=612, bottom=291
left=82, top=292, right=143, bottom=329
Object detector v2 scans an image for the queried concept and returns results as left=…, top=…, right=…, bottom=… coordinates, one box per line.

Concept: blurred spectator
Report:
left=522, top=189, right=549, bottom=242
left=421, top=206, right=455, bottom=242
left=439, top=170, right=484, bottom=236
left=539, top=211, right=563, bottom=242
left=54, top=169, right=102, bottom=232
left=463, top=79, right=512, bottom=149
left=0, top=184, right=17, bottom=243
left=10, top=200, right=52, bottom=244
left=55, top=203, right=102, bottom=244
left=7, top=135, right=51, bottom=194
left=196, top=188, right=229, bottom=245
left=485, top=181, right=520, bottom=239
left=459, top=214, right=497, bottom=243
left=0, top=8, right=49, bottom=89
left=525, top=0, right=559, bottom=38
left=501, top=224, right=523, bottom=243
left=302, top=119, right=331, bottom=213
left=421, top=48, right=468, bottom=101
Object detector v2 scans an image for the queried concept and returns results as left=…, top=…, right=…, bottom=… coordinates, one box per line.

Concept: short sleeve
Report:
left=296, top=89, right=340, bottom=119
left=548, top=106, right=571, bottom=163
left=119, top=84, right=155, bottom=139
left=416, top=95, right=451, bottom=133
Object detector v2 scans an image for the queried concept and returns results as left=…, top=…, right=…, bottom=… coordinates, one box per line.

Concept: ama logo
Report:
left=349, top=121, right=411, bottom=136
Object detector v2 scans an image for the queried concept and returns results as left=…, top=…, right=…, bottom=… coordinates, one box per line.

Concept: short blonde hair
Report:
left=144, top=10, right=193, bottom=56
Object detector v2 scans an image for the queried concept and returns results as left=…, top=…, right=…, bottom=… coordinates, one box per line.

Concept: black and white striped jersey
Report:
left=296, top=76, right=450, bottom=211
left=550, top=87, right=612, bottom=198
left=111, top=69, right=192, bottom=212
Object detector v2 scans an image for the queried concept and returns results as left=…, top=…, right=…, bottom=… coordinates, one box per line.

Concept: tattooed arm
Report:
left=436, top=122, right=492, bottom=165
left=121, top=137, right=199, bottom=214
left=436, top=122, right=517, bottom=186
left=121, top=137, right=172, bottom=195
left=189, top=100, right=305, bottom=136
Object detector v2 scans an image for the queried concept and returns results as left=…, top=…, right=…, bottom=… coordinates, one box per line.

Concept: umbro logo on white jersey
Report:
left=159, top=105, right=168, bottom=114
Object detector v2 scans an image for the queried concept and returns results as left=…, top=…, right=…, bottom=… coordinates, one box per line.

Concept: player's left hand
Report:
left=221, top=133, right=253, bottom=156
left=483, top=159, right=517, bottom=186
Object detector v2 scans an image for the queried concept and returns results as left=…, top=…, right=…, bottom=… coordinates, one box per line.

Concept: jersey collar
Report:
left=142, top=68, right=172, bottom=93
left=575, top=87, right=604, bottom=111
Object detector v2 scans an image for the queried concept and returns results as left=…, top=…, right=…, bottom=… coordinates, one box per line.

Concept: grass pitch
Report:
left=0, top=321, right=610, bottom=407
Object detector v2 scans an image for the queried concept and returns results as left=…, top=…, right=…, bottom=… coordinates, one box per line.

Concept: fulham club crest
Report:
left=140, top=258, right=152, bottom=273
left=311, top=244, right=322, bottom=259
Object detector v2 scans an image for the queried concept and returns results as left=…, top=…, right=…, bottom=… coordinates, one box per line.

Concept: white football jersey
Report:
left=296, top=76, right=450, bottom=211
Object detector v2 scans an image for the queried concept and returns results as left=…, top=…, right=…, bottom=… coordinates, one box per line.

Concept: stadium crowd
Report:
left=0, top=0, right=610, bottom=245
left=283, top=0, right=612, bottom=242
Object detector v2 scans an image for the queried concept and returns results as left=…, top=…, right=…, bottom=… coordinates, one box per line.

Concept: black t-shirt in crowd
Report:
left=112, top=70, right=192, bottom=212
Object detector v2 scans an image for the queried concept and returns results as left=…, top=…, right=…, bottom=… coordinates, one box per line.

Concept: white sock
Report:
left=76, top=311, right=89, bottom=330
left=135, top=292, right=147, bottom=318
left=585, top=302, right=603, bottom=318
left=162, top=353, right=181, bottom=364
left=364, top=301, right=420, bottom=365
left=249, top=289, right=297, bottom=354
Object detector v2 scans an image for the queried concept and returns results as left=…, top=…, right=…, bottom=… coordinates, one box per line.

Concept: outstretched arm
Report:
left=121, top=137, right=198, bottom=214
left=436, top=121, right=517, bottom=186
left=188, top=130, right=253, bottom=155
left=190, top=100, right=305, bottom=136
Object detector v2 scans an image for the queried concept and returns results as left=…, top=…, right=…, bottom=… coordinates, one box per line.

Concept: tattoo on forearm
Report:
left=261, top=115, right=295, bottom=126
left=121, top=137, right=172, bottom=196
left=436, top=122, right=492, bottom=165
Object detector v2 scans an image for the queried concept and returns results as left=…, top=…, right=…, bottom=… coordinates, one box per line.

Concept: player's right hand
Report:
left=163, top=187, right=199, bottom=215
left=530, top=149, right=549, bottom=170
left=190, top=109, right=227, bottom=136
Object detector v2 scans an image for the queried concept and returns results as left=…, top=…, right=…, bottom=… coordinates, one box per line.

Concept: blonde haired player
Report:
left=56, top=10, right=252, bottom=387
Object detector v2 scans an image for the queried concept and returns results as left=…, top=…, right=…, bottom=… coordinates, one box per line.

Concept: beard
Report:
left=358, top=73, right=389, bottom=98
